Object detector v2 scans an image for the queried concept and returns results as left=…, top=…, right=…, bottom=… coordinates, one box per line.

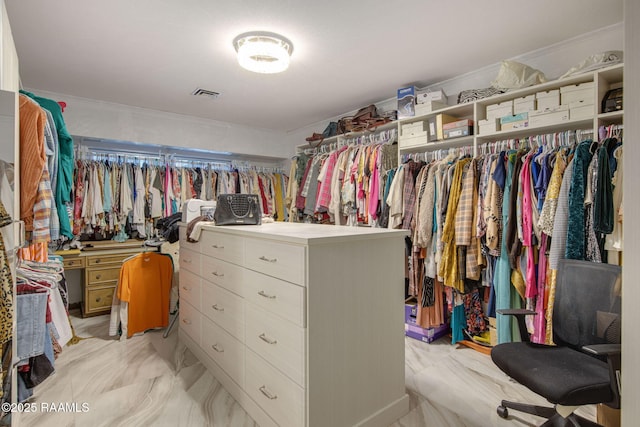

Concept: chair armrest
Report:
left=582, top=343, right=622, bottom=408
left=495, top=309, right=536, bottom=342
left=582, top=344, right=621, bottom=356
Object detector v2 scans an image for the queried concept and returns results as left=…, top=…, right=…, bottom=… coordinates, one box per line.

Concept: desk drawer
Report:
left=245, top=239, right=305, bottom=285
left=179, top=269, right=202, bottom=311
left=200, top=256, right=245, bottom=297
left=179, top=248, right=201, bottom=275
left=63, top=257, right=85, bottom=270
left=201, top=282, right=244, bottom=341
left=180, top=300, right=201, bottom=346
left=244, top=269, right=305, bottom=327
left=86, top=253, right=133, bottom=266
left=246, top=304, right=305, bottom=387
left=200, top=232, right=244, bottom=265
left=245, top=349, right=304, bottom=427
left=87, top=267, right=121, bottom=285
left=86, top=286, right=115, bottom=314
left=201, top=316, right=244, bottom=387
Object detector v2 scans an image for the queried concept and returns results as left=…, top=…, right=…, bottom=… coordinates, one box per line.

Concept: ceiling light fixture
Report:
left=233, top=31, right=294, bottom=74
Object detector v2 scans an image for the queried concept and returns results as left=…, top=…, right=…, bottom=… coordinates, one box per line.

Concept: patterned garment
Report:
left=463, top=288, right=487, bottom=335
left=401, top=160, right=423, bottom=229
left=0, top=201, right=13, bottom=345
left=31, top=166, right=53, bottom=244
left=455, top=159, right=475, bottom=245
left=566, top=141, right=592, bottom=260
left=538, top=151, right=567, bottom=236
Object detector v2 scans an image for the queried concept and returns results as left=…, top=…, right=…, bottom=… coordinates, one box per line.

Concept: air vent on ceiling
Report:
left=191, top=88, right=220, bottom=99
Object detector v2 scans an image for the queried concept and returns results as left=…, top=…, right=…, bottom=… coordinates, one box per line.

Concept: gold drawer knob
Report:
left=95, top=258, right=101, bottom=264
left=96, top=297, right=102, bottom=303
left=96, top=274, right=102, bottom=280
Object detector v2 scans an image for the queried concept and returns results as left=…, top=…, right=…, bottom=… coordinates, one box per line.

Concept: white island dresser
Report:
left=179, top=222, right=409, bottom=427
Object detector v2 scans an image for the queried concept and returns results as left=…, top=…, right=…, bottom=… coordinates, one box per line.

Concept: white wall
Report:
left=285, top=23, right=623, bottom=151
left=24, top=89, right=291, bottom=160
left=622, top=2, right=638, bottom=425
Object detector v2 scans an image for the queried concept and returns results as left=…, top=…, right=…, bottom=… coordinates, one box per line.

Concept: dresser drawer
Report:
left=245, top=349, right=304, bottom=427
left=179, top=248, right=201, bottom=275
left=179, top=225, right=201, bottom=252
left=201, top=282, right=244, bottom=341
left=201, top=316, right=244, bottom=387
left=85, top=286, right=115, bottom=314
left=180, top=300, right=201, bottom=346
left=200, top=255, right=245, bottom=297
left=246, top=304, right=305, bottom=387
left=245, top=239, right=306, bottom=285
left=63, top=257, right=85, bottom=270
left=179, top=269, right=202, bottom=311
left=86, top=266, right=121, bottom=285
left=200, top=232, right=244, bottom=265
left=244, top=269, right=305, bottom=327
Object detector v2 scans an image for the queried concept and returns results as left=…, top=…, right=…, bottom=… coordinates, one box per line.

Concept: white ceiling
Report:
left=5, top=0, right=623, bottom=133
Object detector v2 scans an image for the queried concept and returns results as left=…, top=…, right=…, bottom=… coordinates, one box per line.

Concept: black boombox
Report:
left=602, top=88, right=623, bottom=113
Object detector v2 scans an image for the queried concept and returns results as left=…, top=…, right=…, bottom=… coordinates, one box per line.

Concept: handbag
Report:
left=214, top=194, right=262, bottom=226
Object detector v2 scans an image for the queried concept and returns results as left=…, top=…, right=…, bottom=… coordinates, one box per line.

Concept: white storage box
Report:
left=513, top=94, right=536, bottom=114
left=486, top=101, right=513, bottom=120
left=401, top=121, right=424, bottom=137
left=536, top=89, right=560, bottom=110
left=416, top=89, right=447, bottom=104
left=529, top=105, right=569, bottom=127
left=560, top=82, right=595, bottom=105
left=478, top=118, right=500, bottom=135
left=569, top=100, right=595, bottom=120
left=399, top=132, right=428, bottom=149
left=415, top=101, right=448, bottom=116
left=182, top=199, right=217, bottom=224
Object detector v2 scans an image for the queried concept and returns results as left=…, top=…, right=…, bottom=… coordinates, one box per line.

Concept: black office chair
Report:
left=491, top=259, right=622, bottom=426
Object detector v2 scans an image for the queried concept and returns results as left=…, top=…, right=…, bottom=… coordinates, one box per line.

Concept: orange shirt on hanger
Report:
left=117, top=252, right=173, bottom=337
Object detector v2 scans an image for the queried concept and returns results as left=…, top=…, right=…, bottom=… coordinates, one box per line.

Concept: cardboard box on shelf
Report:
left=536, top=89, right=560, bottom=110
left=500, top=112, right=529, bottom=130
left=398, top=132, right=428, bottom=149
left=560, top=81, right=595, bottom=105
left=478, top=118, right=500, bottom=135
left=514, top=94, right=537, bottom=114
left=416, top=89, right=447, bottom=104
left=401, top=121, right=424, bottom=137
left=398, top=86, right=416, bottom=119
left=569, top=99, right=595, bottom=120
left=436, top=113, right=459, bottom=141
left=486, top=101, right=513, bottom=120
left=415, top=101, right=448, bottom=116
left=529, top=104, right=569, bottom=127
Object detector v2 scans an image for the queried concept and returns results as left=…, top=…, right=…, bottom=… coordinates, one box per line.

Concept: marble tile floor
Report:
left=15, top=312, right=596, bottom=427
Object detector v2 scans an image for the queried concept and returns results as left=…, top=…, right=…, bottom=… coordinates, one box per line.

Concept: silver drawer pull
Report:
left=258, top=290, right=276, bottom=300
left=212, top=244, right=225, bottom=249
left=212, top=304, right=225, bottom=312
left=259, top=386, right=278, bottom=400
left=212, top=272, right=224, bottom=277
left=182, top=319, right=192, bottom=325
left=212, top=343, right=224, bottom=353
left=259, top=333, right=277, bottom=345
left=182, top=286, right=191, bottom=291
left=183, top=259, right=192, bottom=264
left=258, top=256, right=278, bottom=263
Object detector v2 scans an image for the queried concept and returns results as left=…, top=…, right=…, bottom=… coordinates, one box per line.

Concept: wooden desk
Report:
left=56, top=242, right=145, bottom=317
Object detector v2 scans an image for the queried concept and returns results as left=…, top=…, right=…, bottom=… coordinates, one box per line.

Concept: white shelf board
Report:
left=399, top=135, right=474, bottom=153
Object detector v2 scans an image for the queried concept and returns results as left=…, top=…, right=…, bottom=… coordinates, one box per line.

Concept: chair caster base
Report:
left=497, top=405, right=508, bottom=419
